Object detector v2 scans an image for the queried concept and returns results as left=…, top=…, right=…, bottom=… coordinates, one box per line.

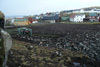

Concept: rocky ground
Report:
left=7, top=39, right=100, bottom=67
left=6, top=23, right=100, bottom=67
left=29, top=23, right=100, bottom=62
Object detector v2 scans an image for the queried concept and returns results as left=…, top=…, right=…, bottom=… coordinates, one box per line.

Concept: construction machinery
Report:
left=18, top=27, right=32, bottom=36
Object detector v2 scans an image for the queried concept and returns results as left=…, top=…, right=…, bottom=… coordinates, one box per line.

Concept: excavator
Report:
left=18, top=27, right=32, bottom=36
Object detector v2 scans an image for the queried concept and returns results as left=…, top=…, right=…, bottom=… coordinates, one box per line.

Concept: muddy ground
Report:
left=6, top=23, right=100, bottom=67
left=7, top=39, right=100, bottom=67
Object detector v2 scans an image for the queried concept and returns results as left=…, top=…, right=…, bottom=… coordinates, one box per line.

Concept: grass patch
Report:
left=5, top=29, right=18, bottom=34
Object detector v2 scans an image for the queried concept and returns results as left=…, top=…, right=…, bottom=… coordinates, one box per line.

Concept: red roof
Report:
left=28, top=17, right=33, bottom=23
left=28, top=17, right=37, bottom=23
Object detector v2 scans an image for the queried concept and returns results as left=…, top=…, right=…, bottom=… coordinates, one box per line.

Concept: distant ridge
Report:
left=82, top=6, right=100, bottom=9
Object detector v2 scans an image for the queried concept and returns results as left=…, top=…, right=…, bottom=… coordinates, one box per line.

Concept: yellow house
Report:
left=14, top=18, right=31, bottom=26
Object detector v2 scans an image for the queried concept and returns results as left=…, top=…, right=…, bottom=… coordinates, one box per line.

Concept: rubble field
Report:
left=6, top=23, right=100, bottom=67
left=7, top=39, right=99, bottom=67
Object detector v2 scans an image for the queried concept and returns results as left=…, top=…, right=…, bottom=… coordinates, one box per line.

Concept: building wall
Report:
left=70, top=18, right=74, bottom=22
left=43, top=20, right=56, bottom=23
left=14, top=21, right=30, bottom=26
left=80, top=9, right=84, bottom=13
left=74, top=15, right=85, bottom=22
left=70, top=15, right=85, bottom=22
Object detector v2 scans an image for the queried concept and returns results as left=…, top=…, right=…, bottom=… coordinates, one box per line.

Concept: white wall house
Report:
left=70, top=14, right=85, bottom=22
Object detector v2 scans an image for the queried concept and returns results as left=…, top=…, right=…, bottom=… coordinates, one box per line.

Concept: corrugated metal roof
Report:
left=84, top=9, right=92, bottom=11
left=42, top=14, right=59, bottom=20
left=89, top=13, right=97, bottom=16
left=61, top=17, right=69, bottom=20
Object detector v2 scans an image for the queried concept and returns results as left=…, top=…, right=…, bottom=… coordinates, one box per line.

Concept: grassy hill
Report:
left=82, top=6, right=100, bottom=9
left=61, top=6, right=100, bottom=17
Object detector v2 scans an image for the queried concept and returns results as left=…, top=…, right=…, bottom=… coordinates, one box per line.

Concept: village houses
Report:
left=6, top=7, right=100, bottom=26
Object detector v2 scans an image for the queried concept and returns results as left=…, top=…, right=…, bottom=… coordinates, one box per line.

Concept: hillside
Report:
left=82, top=6, right=100, bottom=9
left=60, top=6, right=100, bottom=16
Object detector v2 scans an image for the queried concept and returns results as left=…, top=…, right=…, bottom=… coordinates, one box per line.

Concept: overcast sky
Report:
left=0, top=0, right=100, bottom=16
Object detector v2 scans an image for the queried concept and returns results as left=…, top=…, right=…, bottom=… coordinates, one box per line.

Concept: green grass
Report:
left=5, top=28, right=60, bottom=37
left=5, top=29, right=18, bottom=34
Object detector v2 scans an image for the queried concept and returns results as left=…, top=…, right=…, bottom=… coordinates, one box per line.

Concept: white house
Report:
left=80, top=9, right=85, bottom=13
left=73, top=9, right=85, bottom=13
left=83, top=8, right=100, bottom=13
left=70, top=14, right=85, bottom=22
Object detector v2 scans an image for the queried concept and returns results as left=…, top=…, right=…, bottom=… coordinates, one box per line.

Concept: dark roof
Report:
left=31, top=17, right=36, bottom=19
left=73, top=9, right=81, bottom=11
left=64, top=10, right=73, bottom=13
left=84, top=8, right=92, bottom=11
left=42, top=14, right=59, bottom=20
